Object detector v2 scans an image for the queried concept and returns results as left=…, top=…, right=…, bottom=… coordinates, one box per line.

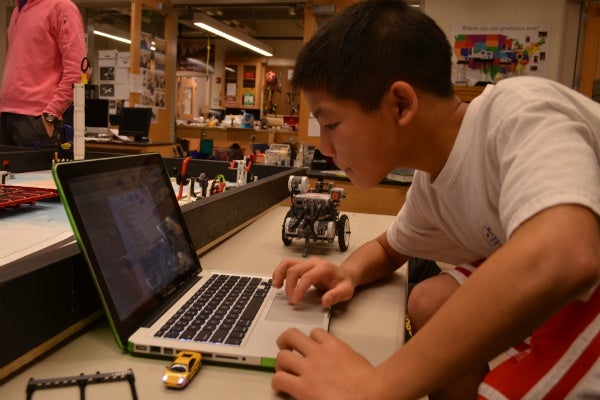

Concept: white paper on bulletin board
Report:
left=308, top=114, right=319, bottom=137
left=130, top=73, right=143, bottom=94
left=226, top=83, right=237, bottom=96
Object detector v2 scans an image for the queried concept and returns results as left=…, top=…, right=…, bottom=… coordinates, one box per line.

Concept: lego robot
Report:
left=282, top=175, right=351, bottom=257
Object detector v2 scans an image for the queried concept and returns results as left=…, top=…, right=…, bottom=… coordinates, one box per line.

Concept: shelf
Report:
left=222, top=59, right=264, bottom=110
left=454, top=85, right=486, bottom=103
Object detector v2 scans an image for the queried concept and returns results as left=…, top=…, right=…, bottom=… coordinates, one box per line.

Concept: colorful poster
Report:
left=452, top=24, right=549, bottom=84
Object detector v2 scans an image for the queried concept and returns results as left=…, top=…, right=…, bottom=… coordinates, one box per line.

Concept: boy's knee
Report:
left=407, top=282, right=436, bottom=331
left=407, top=274, right=460, bottom=332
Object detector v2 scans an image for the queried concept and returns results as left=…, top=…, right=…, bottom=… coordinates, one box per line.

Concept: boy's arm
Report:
left=273, top=204, right=600, bottom=400
left=372, top=204, right=600, bottom=399
left=341, top=231, right=409, bottom=287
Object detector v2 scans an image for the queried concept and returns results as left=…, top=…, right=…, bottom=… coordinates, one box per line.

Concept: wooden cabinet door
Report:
left=221, top=56, right=265, bottom=110
left=580, top=1, right=600, bottom=100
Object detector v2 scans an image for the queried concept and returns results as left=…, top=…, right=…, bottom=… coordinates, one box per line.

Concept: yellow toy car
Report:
left=162, top=351, right=202, bottom=389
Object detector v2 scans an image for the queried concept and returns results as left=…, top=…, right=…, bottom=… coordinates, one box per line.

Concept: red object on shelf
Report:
left=0, top=185, right=58, bottom=209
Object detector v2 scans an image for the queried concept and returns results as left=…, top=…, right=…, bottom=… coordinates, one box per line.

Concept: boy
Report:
left=271, top=1, right=600, bottom=399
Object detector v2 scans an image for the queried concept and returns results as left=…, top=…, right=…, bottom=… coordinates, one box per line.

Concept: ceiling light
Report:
left=185, top=58, right=215, bottom=74
left=194, top=13, right=273, bottom=57
left=93, top=30, right=131, bottom=45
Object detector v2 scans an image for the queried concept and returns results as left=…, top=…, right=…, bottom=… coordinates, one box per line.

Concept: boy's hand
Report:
left=272, top=327, right=376, bottom=400
left=272, top=257, right=356, bottom=306
left=41, top=117, right=55, bottom=138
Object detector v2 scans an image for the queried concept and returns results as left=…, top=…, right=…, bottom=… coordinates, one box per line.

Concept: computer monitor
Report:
left=225, top=108, right=260, bottom=121
left=85, top=98, right=110, bottom=135
left=208, top=108, right=225, bottom=121
left=118, top=107, right=153, bottom=142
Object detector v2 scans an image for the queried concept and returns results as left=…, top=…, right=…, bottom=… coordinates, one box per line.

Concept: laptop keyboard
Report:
left=154, top=274, right=272, bottom=346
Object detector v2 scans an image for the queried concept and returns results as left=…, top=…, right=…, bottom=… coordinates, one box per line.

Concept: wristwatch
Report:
left=43, top=113, right=56, bottom=123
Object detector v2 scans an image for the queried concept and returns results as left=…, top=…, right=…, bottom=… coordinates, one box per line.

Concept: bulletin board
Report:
left=137, top=33, right=166, bottom=113
left=452, top=24, right=550, bottom=83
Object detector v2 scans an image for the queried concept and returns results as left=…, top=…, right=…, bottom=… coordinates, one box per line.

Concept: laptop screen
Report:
left=54, top=154, right=201, bottom=339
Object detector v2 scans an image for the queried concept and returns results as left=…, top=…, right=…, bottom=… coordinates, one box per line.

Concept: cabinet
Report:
left=454, top=85, right=485, bottom=103
left=579, top=1, right=599, bottom=100
left=222, top=55, right=266, bottom=110
left=176, top=124, right=298, bottom=156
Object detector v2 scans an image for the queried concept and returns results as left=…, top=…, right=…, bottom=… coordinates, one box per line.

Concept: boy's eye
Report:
left=323, top=122, right=339, bottom=130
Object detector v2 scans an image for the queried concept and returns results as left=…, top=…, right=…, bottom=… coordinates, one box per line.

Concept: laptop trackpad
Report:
left=266, top=290, right=327, bottom=325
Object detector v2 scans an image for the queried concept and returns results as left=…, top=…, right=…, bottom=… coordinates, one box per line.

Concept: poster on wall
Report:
left=99, top=84, right=115, bottom=98
left=451, top=24, right=549, bottom=85
left=99, top=67, right=115, bottom=81
left=138, top=33, right=166, bottom=113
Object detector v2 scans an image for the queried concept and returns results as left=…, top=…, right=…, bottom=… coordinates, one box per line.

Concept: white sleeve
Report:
left=387, top=174, right=468, bottom=262
left=494, top=97, right=600, bottom=238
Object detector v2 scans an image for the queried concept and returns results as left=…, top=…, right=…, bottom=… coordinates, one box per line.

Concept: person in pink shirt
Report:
left=0, top=0, right=86, bottom=149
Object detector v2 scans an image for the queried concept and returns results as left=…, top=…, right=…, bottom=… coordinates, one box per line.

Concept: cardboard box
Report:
left=98, top=58, right=116, bottom=67
left=98, top=49, right=118, bottom=60
left=117, top=52, right=130, bottom=67
left=98, top=49, right=117, bottom=67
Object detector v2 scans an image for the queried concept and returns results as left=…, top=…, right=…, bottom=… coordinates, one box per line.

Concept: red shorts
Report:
left=478, top=286, right=600, bottom=399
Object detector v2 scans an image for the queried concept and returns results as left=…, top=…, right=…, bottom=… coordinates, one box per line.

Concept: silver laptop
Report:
left=52, top=153, right=329, bottom=368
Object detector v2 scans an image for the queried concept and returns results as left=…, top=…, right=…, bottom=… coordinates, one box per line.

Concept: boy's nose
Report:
left=319, top=132, right=335, bottom=158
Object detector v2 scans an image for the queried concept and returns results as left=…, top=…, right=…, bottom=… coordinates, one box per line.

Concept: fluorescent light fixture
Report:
left=194, top=14, right=273, bottom=57
left=185, top=58, right=215, bottom=74
left=93, top=30, right=131, bottom=45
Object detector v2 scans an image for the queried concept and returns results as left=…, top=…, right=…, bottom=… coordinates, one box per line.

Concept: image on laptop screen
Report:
left=119, top=107, right=153, bottom=142
left=68, top=161, right=198, bottom=321
left=85, top=98, right=110, bottom=136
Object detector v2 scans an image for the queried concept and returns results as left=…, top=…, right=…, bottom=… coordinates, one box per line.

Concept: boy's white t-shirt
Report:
left=387, top=76, right=600, bottom=266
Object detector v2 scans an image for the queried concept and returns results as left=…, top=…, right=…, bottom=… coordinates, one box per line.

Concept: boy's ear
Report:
left=389, top=81, right=418, bottom=126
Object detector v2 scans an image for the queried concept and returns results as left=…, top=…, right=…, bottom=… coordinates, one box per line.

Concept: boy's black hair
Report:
left=292, top=0, right=454, bottom=112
